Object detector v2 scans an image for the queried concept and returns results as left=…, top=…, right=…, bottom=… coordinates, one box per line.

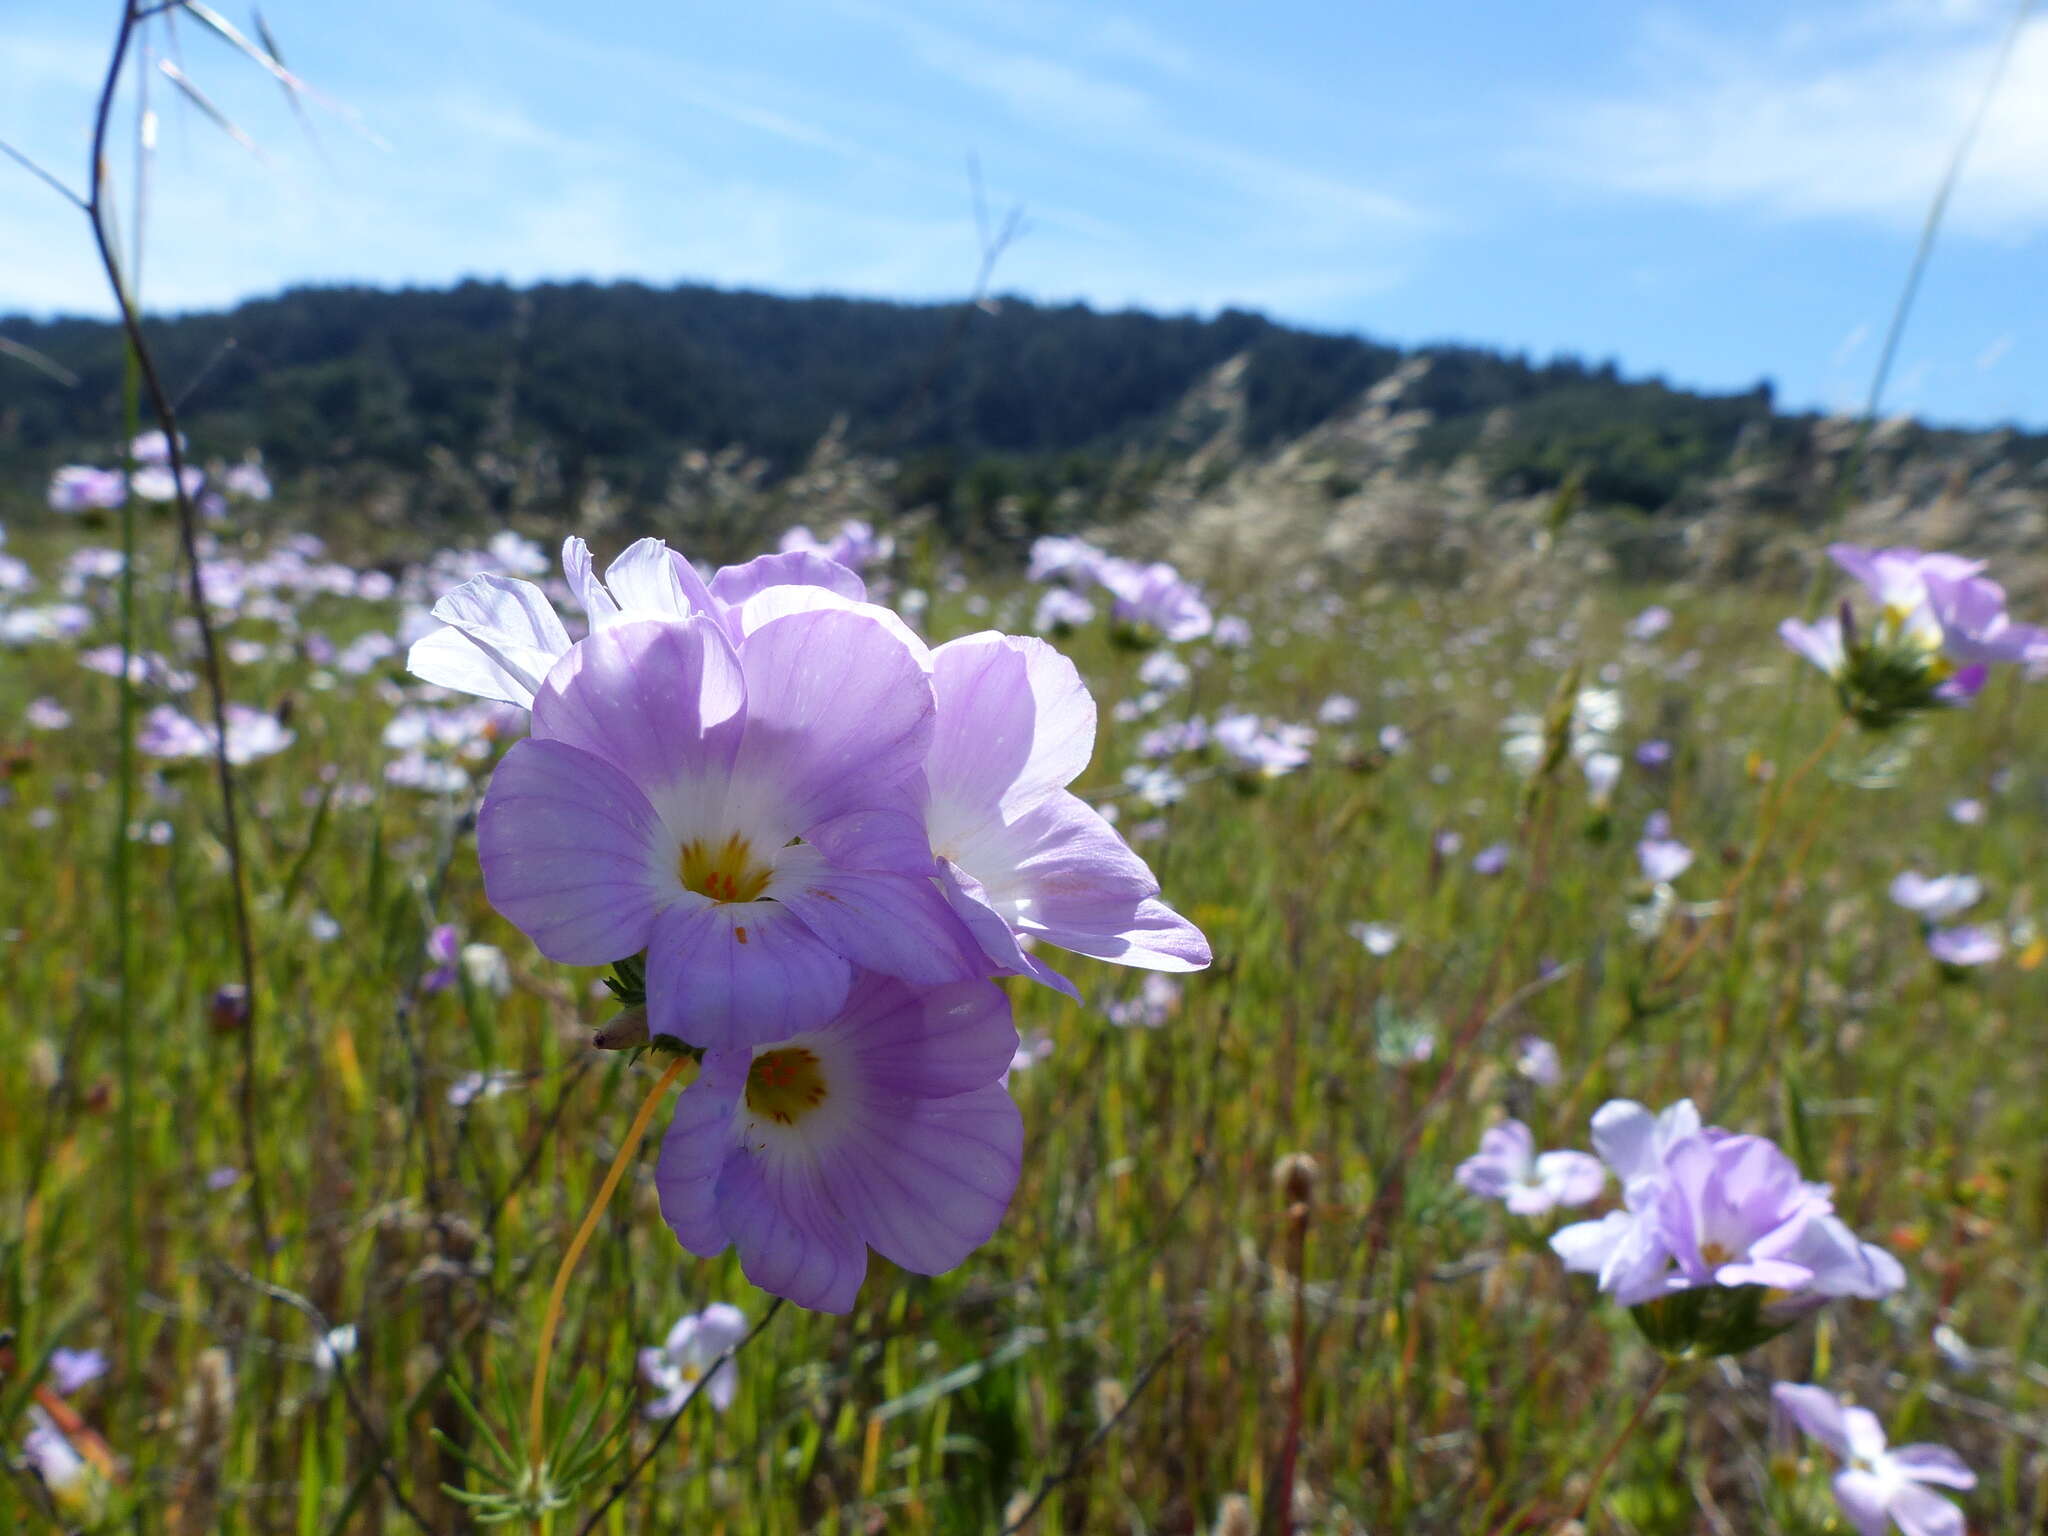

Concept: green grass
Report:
left=4, top=515, right=2046, bottom=1533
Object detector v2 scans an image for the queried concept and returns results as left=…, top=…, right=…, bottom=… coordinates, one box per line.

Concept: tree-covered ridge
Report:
left=2, top=279, right=2042, bottom=529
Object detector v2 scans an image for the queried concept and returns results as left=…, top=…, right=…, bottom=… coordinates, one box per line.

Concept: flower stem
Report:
left=1574, top=1357, right=1672, bottom=1525
left=527, top=1054, right=689, bottom=1472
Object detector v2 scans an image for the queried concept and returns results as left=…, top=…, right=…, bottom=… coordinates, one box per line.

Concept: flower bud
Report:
left=208, top=984, right=249, bottom=1034
left=1273, top=1152, right=1320, bottom=1207
left=593, top=1005, right=649, bottom=1052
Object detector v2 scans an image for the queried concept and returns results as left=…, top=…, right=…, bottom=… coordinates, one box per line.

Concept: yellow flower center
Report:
left=745, top=1047, right=828, bottom=1127
left=1699, top=1241, right=1733, bottom=1267
left=679, top=833, right=772, bottom=904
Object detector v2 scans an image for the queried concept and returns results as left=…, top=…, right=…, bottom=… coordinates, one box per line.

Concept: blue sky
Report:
left=3, top=0, right=2046, bottom=426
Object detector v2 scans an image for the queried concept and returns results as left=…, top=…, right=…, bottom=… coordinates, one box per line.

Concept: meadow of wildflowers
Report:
left=8, top=454, right=2048, bottom=1534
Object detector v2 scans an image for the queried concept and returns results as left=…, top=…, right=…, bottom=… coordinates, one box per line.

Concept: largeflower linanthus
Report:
left=477, top=614, right=975, bottom=1049
left=1773, top=1383, right=1973, bottom=1536
left=655, top=972, right=1023, bottom=1313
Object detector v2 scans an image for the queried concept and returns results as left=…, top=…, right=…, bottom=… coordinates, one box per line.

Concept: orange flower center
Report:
left=745, top=1047, right=828, bottom=1126
left=679, top=833, right=772, bottom=904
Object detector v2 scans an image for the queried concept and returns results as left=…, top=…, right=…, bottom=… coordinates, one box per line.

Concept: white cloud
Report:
left=1541, top=8, right=2048, bottom=234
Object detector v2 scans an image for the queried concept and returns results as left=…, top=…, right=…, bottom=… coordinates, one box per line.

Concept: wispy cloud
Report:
left=1538, top=8, right=2048, bottom=234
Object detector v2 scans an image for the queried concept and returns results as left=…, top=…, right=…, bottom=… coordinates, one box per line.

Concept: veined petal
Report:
left=654, top=1052, right=749, bottom=1256
left=819, top=1083, right=1023, bottom=1277
left=774, top=859, right=980, bottom=987
left=1885, top=1482, right=1966, bottom=1536
left=938, top=862, right=1081, bottom=999
left=710, top=550, right=865, bottom=611
left=406, top=627, right=547, bottom=709
left=409, top=573, right=572, bottom=705
left=832, top=973, right=1018, bottom=1098
left=604, top=538, right=708, bottom=620
left=644, top=901, right=851, bottom=1050
left=530, top=617, right=746, bottom=801
left=562, top=537, right=620, bottom=624
left=730, top=608, right=935, bottom=833
left=929, top=632, right=1096, bottom=821
left=715, top=1144, right=868, bottom=1313
left=806, top=800, right=940, bottom=877
left=732, top=585, right=931, bottom=663
left=477, top=738, right=667, bottom=963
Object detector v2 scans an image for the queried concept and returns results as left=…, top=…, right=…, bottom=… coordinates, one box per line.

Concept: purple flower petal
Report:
left=529, top=617, right=745, bottom=799
left=1831, top=1470, right=1895, bottom=1536
left=929, top=632, right=1096, bottom=821
left=644, top=901, right=852, bottom=1050
left=730, top=608, right=935, bottom=834
left=477, top=739, right=668, bottom=964
left=774, top=859, right=979, bottom=987
left=714, top=1144, right=869, bottom=1314
left=818, top=1082, right=1023, bottom=1276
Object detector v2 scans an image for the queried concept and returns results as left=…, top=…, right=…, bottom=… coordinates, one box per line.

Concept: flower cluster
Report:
left=1026, top=534, right=1213, bottom=643
left=47, top=431, right=273, bottom=520
left=411, top=536, right=1210, bottom=1311
left=1782, top=544, right=2043, bottom=729
left=1549, top=1098, right=1903, bottom=1356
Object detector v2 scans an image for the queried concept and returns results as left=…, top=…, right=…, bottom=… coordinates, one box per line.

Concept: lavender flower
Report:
left=1552, top=1099, right=1902, bottom=1353
left=1514, top=1035, right=1561, bottom=1087
left=1349, top=921, right=1400, bottom=956
left=639, top=1303, right=749, bottom=1415
left=47, top=465, right=127, bottom=513
left=1773, top=1383, right=1974, bottom=1536
left=47, top=1348, right=108, bottom=1396
left=1927, top=925, right=2001, bottom=969
left=920, top=632, right=1209, bottom=1001
left=655, top=972, right=1023, bottom=1313
left=1889, top=872, right=1982, bottom=923
left=1454, top=1120, right=1604, bottom=1216
left=24, top=698, right=71, bottom=731
left=1031, top=587, right=1095, bottom=634
left=1104, top=973, right=1182, bottom=1029
left=1637, top=834, right=1694, bottom=884
left=422, top=923, right=463, bottom=992
left=1472, top=843, right=1511, bottom=876
left=477, top=612, right=975, bottom=1050
left=1626, top=605, right=1673, bottom=641
left=1100, top=560, right=1212, bottom=643
left=1213, top=712, right=1314, bottom=778
left=1317, top=694, right=1360, bottom=726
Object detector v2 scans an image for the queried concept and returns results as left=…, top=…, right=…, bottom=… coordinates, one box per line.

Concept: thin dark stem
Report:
left=0, top=140, right=85, bottom=206
left=573, top=1299, right=787, bottom=1534
left=999, top=1322, right=1196, bottom=1534
left=211, top=1264, right=440, bottom=1534
left=83, top=0, right=272, bottom=1261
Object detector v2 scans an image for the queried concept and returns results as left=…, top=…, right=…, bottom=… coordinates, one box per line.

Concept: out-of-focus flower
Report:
left=47, top=1348, right=109, bottom=1396
left=25, top=698, right=71, bottom=731
left=1582, top=750, right=1623, bottom=804
left=460, top=943, right=512, bottom=996
left=1472, top=842, right=1511, bottom=876
left=1213, top=712, right=1314, bottom=778
left=1005, top=1031, right=1054, bottom=1083
left=781, top=520, right=892, bottom=573
left=1772, top=1383, right=1974, bottom=1536
left=1104, top=973, right=1182, bottom=1029
left=1949, top=798, right=1985, bottom=826
left=1455, top=1119, right=1604, bottom=1216
left=223, top=460, right=273, bottom=501
left=130, top=429, right=182, bottom=463
left=1211, top=614, right=1251, bottom=649
left=447, top=1069, right=522, bottom=1108
left=1635, top=739, right=1673, bottom=768
left=640, top=1303, right=749, bottom=1416
left=1100, top=559, right=1212, bottom=643
left=207, top=1165, right=241, bottom=1192
left=1626, top=605, right=1673, bottom=641
left=1349, top=921, right=1400, bottom=956
left=1515, top=1035, right=1561, bottom=1087
left=1928, top=925, right=2001, bottom=969
left=1637, top=835, right=1694, bottom=884
left=22, top=1406, right=100, bottom=1515
left=312, top=1324, right=357, bottom=1373
left=48, top=465, right=127, bottom=513
left=1137, top=650, right=1191, bottom=691
left=422, top=923, right=462, bottom=992
left=1889, top=872, right=1982, bottom=923
left=1032, top=587, right=1095, bottom=634
left=1028, top=534, right=1108, bottom=585
left=654, top=972, right=1022, bottom=1313
left=1552, top=1099, right=1902, bottom=1353
left=1317, top=694, right=1359, bottom=726
left=309, top=912, right=342, bottom=943
left=131, top=464, right=205, bottom=503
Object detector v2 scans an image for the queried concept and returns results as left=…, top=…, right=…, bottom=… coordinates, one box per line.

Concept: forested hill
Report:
left=1, top=280, right=2040, bottom=533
